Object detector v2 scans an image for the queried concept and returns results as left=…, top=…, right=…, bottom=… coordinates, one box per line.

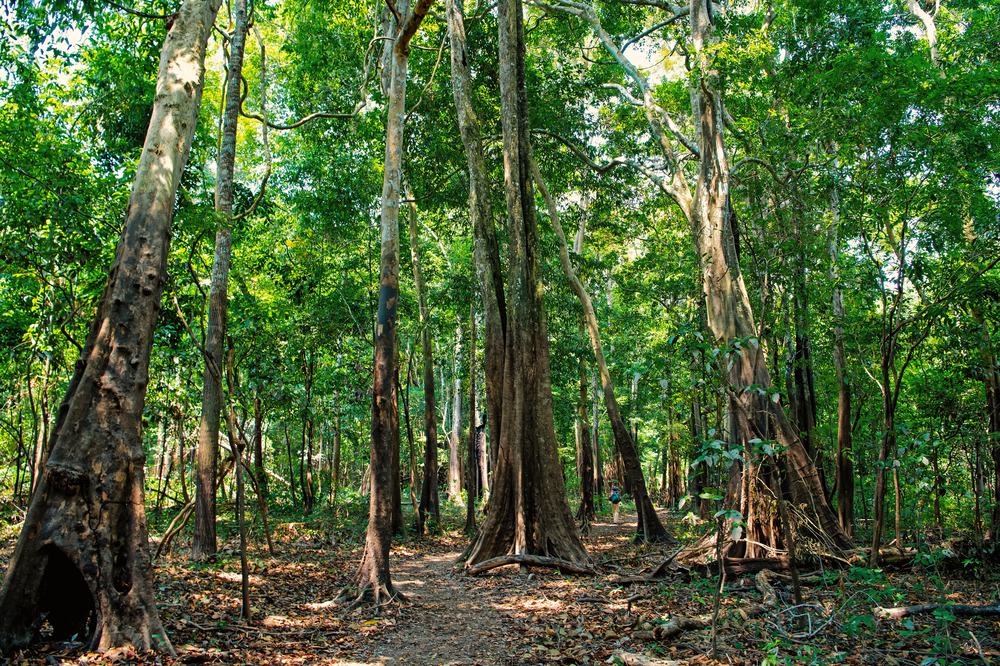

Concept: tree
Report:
left=445, top=0, right=506, bottom=480
left=0, top=0, right=222, bottom=652
left=406, top=187, right=441, bottom=534
left=532, top=0, right=852, bottom=556
left=464, top=0, right=590, bottom=570
left=532, top=159, right=675, bottom=544
left=346, top=0, right=435, bottom=605
left=193, top=0, right=249, bottom=561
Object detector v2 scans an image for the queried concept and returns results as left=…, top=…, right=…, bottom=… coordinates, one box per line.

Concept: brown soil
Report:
left=371, top=549, right=510, bottom=665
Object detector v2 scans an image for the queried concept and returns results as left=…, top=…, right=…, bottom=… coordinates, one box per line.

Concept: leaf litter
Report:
left=2, top=507, right=999, bottom=666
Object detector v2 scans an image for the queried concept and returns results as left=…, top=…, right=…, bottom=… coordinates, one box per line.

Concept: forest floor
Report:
left=2, top=501, right=1000, bottom=665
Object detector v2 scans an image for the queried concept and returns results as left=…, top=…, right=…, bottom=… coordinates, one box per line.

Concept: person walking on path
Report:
left=609, top=483, right=622, bottom=524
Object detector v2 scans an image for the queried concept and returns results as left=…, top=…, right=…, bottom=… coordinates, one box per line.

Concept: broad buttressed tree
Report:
left=464, top=0, right=590, bottom=571
left=0, top=0, right=222, bottom=654
left=532, top=0, right=852, bottom=558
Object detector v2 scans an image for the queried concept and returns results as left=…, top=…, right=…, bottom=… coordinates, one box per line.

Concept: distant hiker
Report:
left=609, top=483, right=621, bottom=524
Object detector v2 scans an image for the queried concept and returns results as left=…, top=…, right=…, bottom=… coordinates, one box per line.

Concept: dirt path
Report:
left=364, top=551, right=509, bottom=666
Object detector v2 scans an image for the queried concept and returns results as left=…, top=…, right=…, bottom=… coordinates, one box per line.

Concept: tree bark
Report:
left=446, top=0, right=506, bottom=478
left=449, top=319, right=464, bottom=502
left=403, top=348, right=420, bottom=508
left=193, top=0, right=248, bottom=560
left=0, top=0, right=221, bottom=653
left=407, top=188, right=440, bottom=534
left=465, top=303, right=478, bottom=534
left=576, top=360, right=596, bottom=527
left=253, top=396, right=266, bottom=502
left=330, top=393, right=342, bottom=507
left=532, top=159, right=674, bottom=544
left=465, top=0, right=589, bottom=568
left=392, top=363, right=405, bottom=536
left=350, top=0, right=435, bottom=604
left=827, top=179, right=854, bottom=536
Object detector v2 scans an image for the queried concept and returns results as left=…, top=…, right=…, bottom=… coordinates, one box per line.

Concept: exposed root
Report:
left=334, top=582, right=409, bottom=614
left=632, top=569, right=777, bottom=642
left=466, top=554, right=597, bottom=576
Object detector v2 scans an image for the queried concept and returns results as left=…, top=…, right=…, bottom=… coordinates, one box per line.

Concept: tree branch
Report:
left=530, top=129, right=627, bottom=174
left=107, top=0, right=173, bottom=20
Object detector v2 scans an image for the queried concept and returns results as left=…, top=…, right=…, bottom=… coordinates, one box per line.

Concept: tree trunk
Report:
left=175, top=406, right=190, bottom=503
left=283, top=422, right=297, bottom=507
left=351, top=0, right=434, bottom=603
left=193, top=0, right=248, bottom=560
left=449, top=319, right=464, bottom=502
left=446, top=0, right=505, bottom=480
left=330, top=393, right=342, bottom=507
left=972, top=310, right=1000, bottom=538
left=253, top=396, right=267, bottom=502
left=685, top=0, right=849, bottom=555
left=465, top=303, right=478, bottom=534
left=407, top=187, right=440, bottom=534
left=827, top=179, right=854, bottom=536
left=391, top=364, right=405, bottom=536
left=403, top=346, right=420, bottom=508
left=465, top=0, right=589, bottom=568
left=576, top=360, right=596, bottom=528
left=532, top=159, right=673, bottom=544
left=0, top=0, right=220, bottom=653
left=153, top=418, right=169, bottom=518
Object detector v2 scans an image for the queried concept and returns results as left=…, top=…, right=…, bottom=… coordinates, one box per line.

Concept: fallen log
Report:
left=876, top=603, right=1000, bottom=620
left=633, top=569, right=777, bottom=642
left=465, top=554, right=597, bottom=576
left=632, top=604, right=769, bottom=641
left=611, top=651, right=685, bottom=666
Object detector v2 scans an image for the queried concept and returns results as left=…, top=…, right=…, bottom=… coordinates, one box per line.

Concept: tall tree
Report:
left=464, top=0, right=590, bottom=570
left=407, top=186, right=440, bottom=533
left=533, top=0, right=852, bottom=555
left=192, top=0, right=249, bottom=559
left=446, top=0, right=506, bottom=476
left=532, top=161, right=674, bottom=543
left=347, top=0, right=435, bottom=604
left=0, top=0, right=222, bottom=652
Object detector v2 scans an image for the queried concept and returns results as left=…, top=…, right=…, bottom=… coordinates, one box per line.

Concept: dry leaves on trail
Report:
left=3, top=509, right=1000, bottom=666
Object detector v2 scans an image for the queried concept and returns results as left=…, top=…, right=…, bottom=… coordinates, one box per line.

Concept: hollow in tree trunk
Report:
left=0, top=0, right=221, bottom=653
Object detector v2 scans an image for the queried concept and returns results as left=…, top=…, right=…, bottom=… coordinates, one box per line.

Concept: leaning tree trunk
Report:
left=348, top=0, right=435, bottom=605
left=465, top=0, right=589, bottom=569
left=193, top=0, right=248, bottom=560
left=407, top=188, right=440, bottom=534
left=446, top=0, right=506, bottom=475
left=531, top=159, right=674, bottom=544
left=0, top=0, right=221, bottom=654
